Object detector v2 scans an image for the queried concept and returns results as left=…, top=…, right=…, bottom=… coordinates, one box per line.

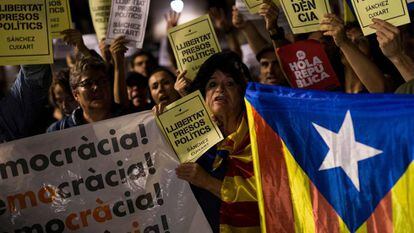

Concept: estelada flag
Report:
left=245, top=82, right=414, bottom=233
left=277, top=40, right=340, bottom=91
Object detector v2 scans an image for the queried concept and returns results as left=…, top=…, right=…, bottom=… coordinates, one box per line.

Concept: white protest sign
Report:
left=106, top=0, right=151, bottom=48
left=235, top=0, right=263, bottom=21
left=0, top=111, right=212, bottom=233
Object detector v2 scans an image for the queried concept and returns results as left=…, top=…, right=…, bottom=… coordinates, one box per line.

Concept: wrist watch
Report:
left=268, top=27, right=284, bottom=41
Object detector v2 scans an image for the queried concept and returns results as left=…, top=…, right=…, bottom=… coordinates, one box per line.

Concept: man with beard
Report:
left=0, top=64, right=52, bottom=142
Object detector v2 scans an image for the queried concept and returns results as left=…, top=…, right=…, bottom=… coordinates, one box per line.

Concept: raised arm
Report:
left=109, top=36, right=129, bottom=108
left=165, top=10, right=181, bottom=69
left=258, top=1, right=289, bottom=49
left=61, top=29, right=92, bottom=58
left=370, top=18, right=414, bottom=82
left=232, top=5, right=268, bottom=54
left=320, top=14, right=387, bottom=93
left=210, top=7, right=242, bottom=57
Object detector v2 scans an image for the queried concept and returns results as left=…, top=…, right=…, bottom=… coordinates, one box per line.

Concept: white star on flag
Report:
left=312, top=110, right=382, bottom=192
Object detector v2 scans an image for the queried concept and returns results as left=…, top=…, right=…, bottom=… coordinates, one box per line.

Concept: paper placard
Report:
left=242, top=0, right=263, bottom=13
left=279, top=0, right=331, bottom=34
left=235, top=0, right=263, bottom=20
left=106, top=0, right=151, bottom=48
left=89, top=0, right=111, bottom=42
left=48, top=0, right=72, bottom=38
left=277, top=40, right=340, bottom=90
left=0, top=0, right=53, bottom=66
left=0, top=111, right=212, bottom=232
left=156, top=91, right=224, bottom=163
left=168, top=14, right=221, bottom=81
left=351, top=0, right=411, bottom=35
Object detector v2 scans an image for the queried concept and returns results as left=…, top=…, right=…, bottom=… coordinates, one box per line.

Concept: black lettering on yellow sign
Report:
left=0, top=4, right=44, bottom=30
left=291, top=0, right=318, bottom=22
left=49, top=0, right=64, bottom=13
left=174, top=33, right=217, bottom=64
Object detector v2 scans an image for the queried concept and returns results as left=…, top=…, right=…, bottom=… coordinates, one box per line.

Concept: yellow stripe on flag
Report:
left=282, top=140, right=316, bottom=233
left=222, top=176, right=258, bottom=203
left=355, top=222, right=368, bottom=233
left=392, top=162, right=414, bottom=233
left=245, top=100, right=267, bottom=233
left=338, top=215, right=350, bottom=233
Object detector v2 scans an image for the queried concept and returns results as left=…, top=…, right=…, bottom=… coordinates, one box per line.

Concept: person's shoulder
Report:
left=47, top=119, right=66, bottom=133
left=46, top=115, right=76, bottom=133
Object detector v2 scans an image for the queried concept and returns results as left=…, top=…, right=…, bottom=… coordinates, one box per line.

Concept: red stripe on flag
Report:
left=220, top=201, right=261, bottom=227
left=252, top=108, right=295, bottom=232
left=366, top=191, right=393, bottom=233
left=309, top=181, right=340, bottom=233
left=225, top=158, right=254, bottom=178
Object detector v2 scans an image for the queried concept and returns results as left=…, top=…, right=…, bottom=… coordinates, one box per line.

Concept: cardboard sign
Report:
left=0, top=111, right=212, bottom=233
left=351, top=0, right=411, bottom=35
left=0, top=0, right=53, bottom=66
left=235, top=0, right=263, bottom=20
left=168, top=14, right=221, bottom=81
left=277, top=40, right=340, bottom=90
left=156, top=91, right=224, bottom=163
left=279, top=0, right=331, bottom=34
left=89, top=0, right=111, bottom=42
left=48, top=0, right=72, bottom=38
left=242, top=0, right=263, bottom=13
left=106, top=0, right=151, bottom=48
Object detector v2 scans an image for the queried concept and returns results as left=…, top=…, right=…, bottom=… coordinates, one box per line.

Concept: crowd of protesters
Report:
left=0, top=1, right=413, bottom=233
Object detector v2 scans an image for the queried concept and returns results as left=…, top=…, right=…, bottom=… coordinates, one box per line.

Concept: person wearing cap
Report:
left=175, top=51, right=260, bottom=233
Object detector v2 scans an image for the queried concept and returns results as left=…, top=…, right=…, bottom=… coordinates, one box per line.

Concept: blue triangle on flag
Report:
left=246, top=83, right=414, bottom=232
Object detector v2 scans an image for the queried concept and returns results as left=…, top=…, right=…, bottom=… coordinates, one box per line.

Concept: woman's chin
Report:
left=210, top=105, right=227, bottom=115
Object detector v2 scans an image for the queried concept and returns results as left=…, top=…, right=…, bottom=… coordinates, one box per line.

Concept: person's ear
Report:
left=72, top=89, right=80, bottom=103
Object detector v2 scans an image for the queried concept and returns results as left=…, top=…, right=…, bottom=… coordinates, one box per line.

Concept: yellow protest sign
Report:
left=242, top=0, right=263, bottom=13
left=89, top=0, right=111, bottom=42
left=0, top=0, right=53, bottom=66
left=48, top=0, right=72, bottom=38
left=168, top=14, right=221, bottom=81
left=351, top=0, right=411, bottom=35
left=279, top=0, right=331, bottom=34
left=156, top=91, right=224, bottom=163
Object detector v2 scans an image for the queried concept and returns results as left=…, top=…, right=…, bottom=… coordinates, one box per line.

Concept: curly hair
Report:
left=190, top=51, right=252, bottom=97
left=49, top=69, right=72, bottom=108
left=69, top=56, right=108, bottom=90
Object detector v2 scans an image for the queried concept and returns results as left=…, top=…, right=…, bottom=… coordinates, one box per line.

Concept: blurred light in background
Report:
left=170, top=0, right=184, bottom=13
left=151, top=0, right=207, bottom=41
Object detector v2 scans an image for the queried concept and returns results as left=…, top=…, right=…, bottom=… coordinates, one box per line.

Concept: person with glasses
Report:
left=47, top=56, right=126, bottom=132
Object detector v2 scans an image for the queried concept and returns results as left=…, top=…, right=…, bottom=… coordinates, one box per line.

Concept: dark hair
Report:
left=126, top=71, right=148, bottom=88
left=70, top=57, right=108, bottom=90
left=190, top=51, right=251, bottom=97
left=256, top=45, right=275, bottom=61
left=148, top=66, right=176, bottom=82
left=49, top=69, right=73, bottom=107
left=130, top=50, right=157, bottom=68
